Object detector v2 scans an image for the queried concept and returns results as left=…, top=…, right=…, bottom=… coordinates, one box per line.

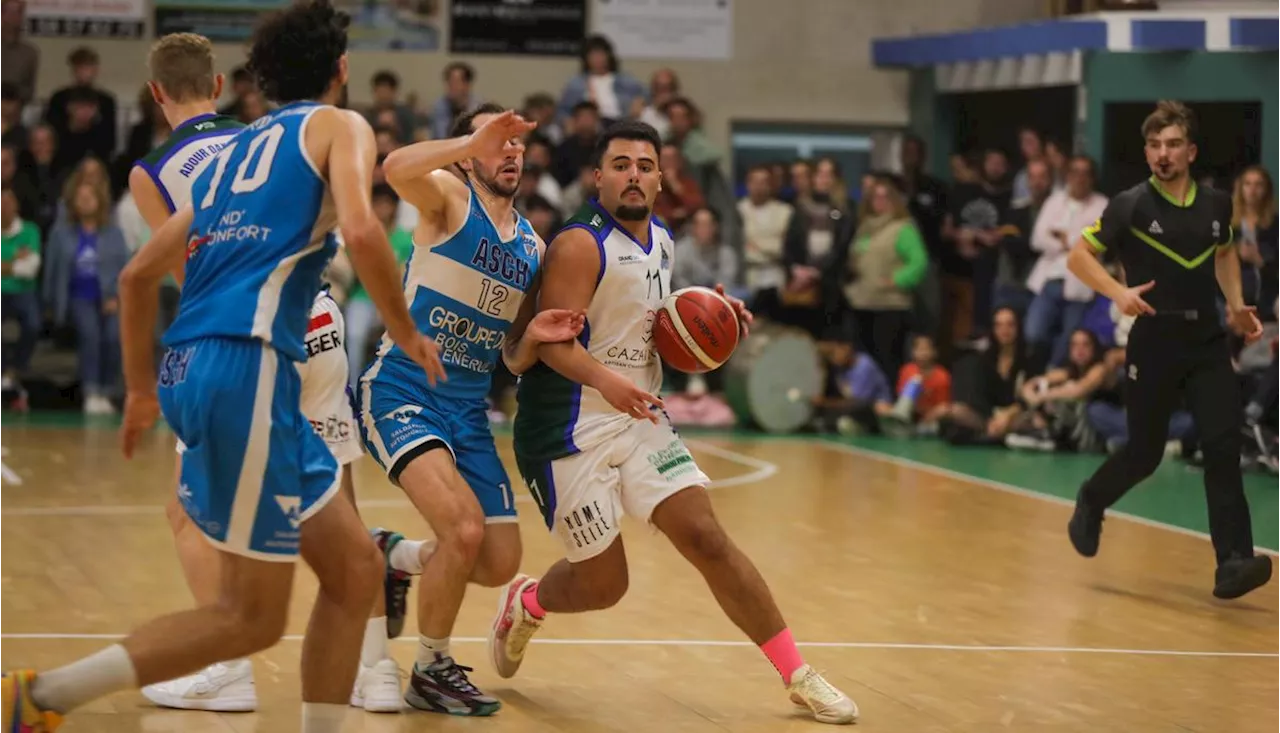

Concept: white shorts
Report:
left=176, top=291, right=363, bottom=469
left=517, top=418, right=710, bottom=563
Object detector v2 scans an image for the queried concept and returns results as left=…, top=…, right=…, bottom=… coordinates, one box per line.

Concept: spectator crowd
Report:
left=1, top=18, right=1276, bottom=473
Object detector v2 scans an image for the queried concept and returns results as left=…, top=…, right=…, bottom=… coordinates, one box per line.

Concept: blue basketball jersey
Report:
left=165, top=101, right=338, bottom=363
left=370, top=185, right=540, bottom=401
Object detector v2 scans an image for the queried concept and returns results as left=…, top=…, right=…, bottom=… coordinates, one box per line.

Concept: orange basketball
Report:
left=653, top=287, right=741, bottom=374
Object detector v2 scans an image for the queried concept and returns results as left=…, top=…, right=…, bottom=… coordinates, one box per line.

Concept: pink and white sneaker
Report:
left=488, top=574, right=543, bottom=679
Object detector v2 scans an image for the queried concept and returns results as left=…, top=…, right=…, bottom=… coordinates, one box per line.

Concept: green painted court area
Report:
left=5, top=411, right=1277, bottom=551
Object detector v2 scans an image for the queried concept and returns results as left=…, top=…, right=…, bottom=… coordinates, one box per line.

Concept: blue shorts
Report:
left=159, top=338, right=340, bottom=561
left=358, top=360, right=515, bottom=523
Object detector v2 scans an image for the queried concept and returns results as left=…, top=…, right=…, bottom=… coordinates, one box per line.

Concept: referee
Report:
left=1065, top=100, right=1271, bottom=599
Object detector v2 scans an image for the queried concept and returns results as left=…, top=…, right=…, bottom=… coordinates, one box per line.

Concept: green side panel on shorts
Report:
left=512, top=363, right=580, bottom=463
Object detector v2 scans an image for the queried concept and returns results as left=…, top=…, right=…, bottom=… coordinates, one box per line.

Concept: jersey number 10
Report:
left=199, top=124, right=286, bottom=210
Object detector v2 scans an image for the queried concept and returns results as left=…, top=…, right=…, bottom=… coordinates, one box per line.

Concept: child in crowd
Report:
left=813, top=340, right=893, bottom=434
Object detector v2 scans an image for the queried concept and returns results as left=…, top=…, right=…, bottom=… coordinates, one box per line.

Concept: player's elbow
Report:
left=118, top=258, right=154, bottom=294
left=380, top=148, right=415, bottom=185
left=338, top=215, right=383, bottom=257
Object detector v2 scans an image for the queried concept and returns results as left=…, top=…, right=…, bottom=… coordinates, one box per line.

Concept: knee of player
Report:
left=351, top=539, right=386, bottom=600
left=441, top=512, right=486, bottom=563
left=474, top=541, right=522, bottom=588
left=214, top=596, right=289, bottom=653
left=680, top=515, right=733, bottom=565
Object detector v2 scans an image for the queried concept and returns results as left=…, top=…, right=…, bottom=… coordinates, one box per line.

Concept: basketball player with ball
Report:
left=490, top=121, right=858, bottom=725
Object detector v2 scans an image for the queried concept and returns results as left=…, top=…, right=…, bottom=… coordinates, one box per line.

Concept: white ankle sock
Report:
left=388, top=539, right=433, bottom=575
left=360, top=617, right=389, bottom=668
left=30, top=644, right=138, bottom=715
left=416, top=636, right=449, bottom=667
left=301, top=701, right=348, bottom=733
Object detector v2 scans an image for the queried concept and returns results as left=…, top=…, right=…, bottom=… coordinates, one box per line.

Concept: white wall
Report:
left=27, top=0, right=1047, bottom=155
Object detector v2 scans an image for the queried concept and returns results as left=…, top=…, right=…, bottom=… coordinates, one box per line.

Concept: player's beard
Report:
left=613, top=186, right=650, bottom=221
left=473, top=161, right=519, bottom=199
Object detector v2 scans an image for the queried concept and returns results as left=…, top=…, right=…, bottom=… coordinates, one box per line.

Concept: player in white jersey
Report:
left=490, top=122, right=859, bottom=724
left=121, top=32, right=402, bottom=716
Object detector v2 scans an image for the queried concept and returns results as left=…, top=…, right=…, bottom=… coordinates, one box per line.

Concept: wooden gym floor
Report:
left=1, top=421, right=1276, bottom=732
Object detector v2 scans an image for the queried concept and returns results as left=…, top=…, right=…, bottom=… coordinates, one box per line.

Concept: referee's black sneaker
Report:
left=1213, top=554, right=1273, bottom=600
left=1067, top=493, right=1103, bottom=557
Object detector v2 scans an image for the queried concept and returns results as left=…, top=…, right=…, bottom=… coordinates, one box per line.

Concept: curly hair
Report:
left=248, top=0, right=349, bottom=104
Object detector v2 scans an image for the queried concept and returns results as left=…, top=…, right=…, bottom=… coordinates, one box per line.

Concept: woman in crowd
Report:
left=558, top=34, right=645, bottom=124
left=1232, top=165, right=1277, bottom=321
left=42, top=160, right=129, bottom=415
left=1007, top=328, right=1109, bottom=451
left=937, top=306, right=1029, bottom=445
left=837, top=174, right=928, bottom=380
left=673, top=206, right=739, bottom=294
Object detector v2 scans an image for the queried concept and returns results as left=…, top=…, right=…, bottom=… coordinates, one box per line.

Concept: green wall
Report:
left=1079, top=51, right=1278, bottom=182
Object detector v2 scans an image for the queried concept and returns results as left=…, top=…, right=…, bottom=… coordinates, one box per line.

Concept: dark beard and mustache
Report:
left=613, top=185, right=650, bottom=221
left=472, top=159, right=520, bottom=198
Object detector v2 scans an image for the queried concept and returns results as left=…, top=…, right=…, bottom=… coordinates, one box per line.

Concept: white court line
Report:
left=808, top=440, right=1280, bottom=558
left=0, top=633, right=1272, bottom=658
left=0, top=439, right=777, bottom=516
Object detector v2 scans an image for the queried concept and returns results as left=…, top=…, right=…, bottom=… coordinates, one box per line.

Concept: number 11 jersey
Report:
left=165, top=101, right=339, bottom=363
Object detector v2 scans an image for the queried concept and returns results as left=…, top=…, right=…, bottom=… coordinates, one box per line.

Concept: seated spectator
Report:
left=365, top=70, right=418, bottom=144
left=2, top=1, right=38, bottom=105
left=53, top=155, right=108, bottom=225
left=813, top=340, right=893, bottom=435
left=559, top=162, right=596, bottom=218
left=521, top=135, right=562, bottom=209
left=2, top=143, right=36, bottom=224
left=114, top=84, right=171, bottom=196
left=1085, top=343, right=1195, bottom=456
left=653, top=143, right=705, bottom=233
left=1043, top=138, right=1068, bottom=190
left=1024, top=155, right=1108, bottom=369
left=552, top=101, right=600, bottom=188
left=838, top=173, right=927, bottom=380
left=430, top=63, right=476, bottom=141
left=43, top=165, right=129, bottom=415
left=1008, top=328, right=1109, bottom=451
left=522, top=194, right=561, bottom=242
left=672, top=207, right=738, bottom=293
left=558, top=35, right=644, bottom=124
left=46, top=48, right=116, bottom=171
left=343, top=183, right=414, bottom=386
left=1232, top=165, right=1277, bottom=321
left=665, top=97, right=718, bottom=172
left=522, top=92, right=562, bottom=145
left=992, top=158, right=1053, bottom=317
left=634, top=69, right=679, bottom=140
left=882, top=334, right=951, bottom=433
left=16, top=124, right=59, bottom=235
left=217, top=66, right=255, bottom=118
left=737, top=163, right=793, bottom=294
left=1, top=185, right=41, bottom=392
left=1011, top=127, right=1045, bottom=205
left=2, top=82, right=26, bottom=150
left=938, top=306, right=1028, bottom=445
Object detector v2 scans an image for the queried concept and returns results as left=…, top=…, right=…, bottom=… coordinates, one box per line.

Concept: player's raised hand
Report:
left=399, top=332, right=448, bottom=387
left=1227, top=304, right=1265, bottom=345
left=598, top=370, right=664, bottom=424
left=1114, top=280, right=1157, bottom=317
left=120, top=390, right=160, bottom=459
left=714, top=284, right=753, bottom=338
left=467, top=110, right=537, bottom=157
left=526, top=309, right=586, bottom=344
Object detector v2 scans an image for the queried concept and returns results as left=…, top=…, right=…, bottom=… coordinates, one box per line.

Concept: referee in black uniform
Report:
left=1065, top=101, right=1272, bottom=599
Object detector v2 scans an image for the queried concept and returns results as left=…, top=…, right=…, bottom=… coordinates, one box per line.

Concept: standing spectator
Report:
left=1, top=0, right=38, bottom=104
left=45, top=48, right=117, bottom=167
left=838, top=174, right=928, bottom=380
left=949, top=152, right=980, bottom=185
left=367, top=69, right=418, bottom=144
left=2, top=82, right=26, bottom=150
left=42, top=166, right=129, bottom=414
left=552, top=101, right=600, bottom=187
left=634, top=68, right=679, bottom=139
left=16, top=124, right=59, bottom=234
left=1011, top=127, right=1045, bottom=204
left=522, top=92, right=561, bottom=145
left=899, top=134, right=948, bottom=339
left=737, top=163, right=793, bottom=294
left=1232, top=165, right=1277, bottom=321
left=343, top=183, right=414, bottom=386
left=943, top=150, right=1012, bottom=345
left=217, top=66, right=255, bottom=118
left=785, top=159, right=813, bottom=204
left=558, top=34, right=644, bottom=124
left=672, top=207, right=738, bottom=292
left=994, top=158, right=1055, bottom=316
left=430, top=63, right=476, bottom=141
left=1044, top=138, right=1068, bottom=190
left=653, top=143, right=705, bottom=232
left=1, top=185, right=41, bottom=391
left=1024, top=155, right=1108, bottom=368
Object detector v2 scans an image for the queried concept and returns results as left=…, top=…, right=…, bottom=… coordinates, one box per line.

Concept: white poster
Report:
left=26, top=0, right=146, bottom=38
left=591, top=0, right=732, bottom=60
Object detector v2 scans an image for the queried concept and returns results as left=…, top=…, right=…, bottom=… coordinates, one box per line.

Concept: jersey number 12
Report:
left=199, top=123, right=286, bottom=210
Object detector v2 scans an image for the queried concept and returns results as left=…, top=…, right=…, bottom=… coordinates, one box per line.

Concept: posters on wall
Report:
left=153, top=0, right=442, bottom=50
left=450, top=0, right=585, bottom=56
left=590, top=0, right=732, bottom=60
left=25, top=0, right=147, bottom=39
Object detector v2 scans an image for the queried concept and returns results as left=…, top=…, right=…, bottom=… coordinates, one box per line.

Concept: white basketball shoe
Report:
left=349, top=658, right=404, bottom=712
left=140, top=659, right=257, bottom=712
left=787, top=664, right=858, bottom=724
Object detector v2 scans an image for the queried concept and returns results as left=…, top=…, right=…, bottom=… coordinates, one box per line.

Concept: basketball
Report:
left=653, top=287, right=741, bottom=374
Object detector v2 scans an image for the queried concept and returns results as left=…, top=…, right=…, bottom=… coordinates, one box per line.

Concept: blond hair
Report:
left=1232, top=164, right=1276, bottom=231
left=148, top=33, right=216, bottom=102
left=62, top=158, right=113, bottom=230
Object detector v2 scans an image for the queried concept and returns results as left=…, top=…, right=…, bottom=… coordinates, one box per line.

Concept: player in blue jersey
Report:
left=1, top=4, right=442, bottom=732
left=358, top=102, right=585, bottom=715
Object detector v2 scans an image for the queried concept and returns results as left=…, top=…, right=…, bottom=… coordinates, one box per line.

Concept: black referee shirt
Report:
left=1081, top=177, right=1234, bottom=317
